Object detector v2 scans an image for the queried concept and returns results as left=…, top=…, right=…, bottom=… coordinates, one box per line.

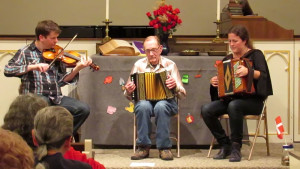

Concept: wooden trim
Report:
left=290, top=152, right=300, bottom=161
left=0, top=35, right=299, bottom=41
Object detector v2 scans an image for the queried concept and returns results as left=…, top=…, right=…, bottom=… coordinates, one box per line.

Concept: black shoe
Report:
left=229, top=142, right=242, bottom=162
left=213, top=144, right=232, bottom=160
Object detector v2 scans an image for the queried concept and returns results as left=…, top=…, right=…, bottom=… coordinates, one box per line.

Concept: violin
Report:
left=43, top=45, right=100, bottom=71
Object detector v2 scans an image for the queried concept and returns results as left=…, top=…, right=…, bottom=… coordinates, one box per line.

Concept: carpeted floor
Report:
left=93, top=143, right=296, bottom=169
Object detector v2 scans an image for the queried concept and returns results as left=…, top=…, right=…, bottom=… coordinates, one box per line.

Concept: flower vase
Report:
left=158, top=33, right=170, bottom=56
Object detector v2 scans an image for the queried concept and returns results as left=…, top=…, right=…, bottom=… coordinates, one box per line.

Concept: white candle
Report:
left=217, top=0, right=220, bottom=21
left=106, top=0, right=109, bottom=20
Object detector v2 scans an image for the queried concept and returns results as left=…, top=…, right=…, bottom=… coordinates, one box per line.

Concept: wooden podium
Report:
left=220, top=13, right=294, bottom=40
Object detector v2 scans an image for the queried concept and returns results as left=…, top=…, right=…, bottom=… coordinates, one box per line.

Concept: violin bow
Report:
left=49, top=33, right=78, bottom=67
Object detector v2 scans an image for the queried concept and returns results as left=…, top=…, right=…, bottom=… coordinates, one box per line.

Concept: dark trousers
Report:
left=42, top=96, right=90, bottom=136
left=201, top=97, right=264, bottom=145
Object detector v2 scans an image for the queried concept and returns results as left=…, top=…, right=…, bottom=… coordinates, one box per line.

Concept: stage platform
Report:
left=92, top=143, right=294, bottom=169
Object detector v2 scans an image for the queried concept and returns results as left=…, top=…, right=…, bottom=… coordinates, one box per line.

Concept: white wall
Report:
left=0, top=0, right=299, bottom=35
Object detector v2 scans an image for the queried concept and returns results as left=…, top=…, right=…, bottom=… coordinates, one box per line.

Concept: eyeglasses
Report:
left=145, top=46, right=160, bottom=53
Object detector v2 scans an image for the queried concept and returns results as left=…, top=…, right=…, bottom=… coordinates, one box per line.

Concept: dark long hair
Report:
left=228, top=25, right=253, bottom=49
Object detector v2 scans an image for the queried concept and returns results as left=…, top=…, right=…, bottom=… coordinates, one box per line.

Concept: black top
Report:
left=210, top=49, right=273, bottom=101
left=39, top=153, right=92, bottom=169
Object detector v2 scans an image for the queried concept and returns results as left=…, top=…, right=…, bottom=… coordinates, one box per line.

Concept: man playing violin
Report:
left=4, top=20, right=92, bottom=141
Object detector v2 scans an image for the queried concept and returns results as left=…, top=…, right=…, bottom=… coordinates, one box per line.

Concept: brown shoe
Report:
left=159, top=149, right=173, bottom=160
left=131, top=146, right=150, bottom=160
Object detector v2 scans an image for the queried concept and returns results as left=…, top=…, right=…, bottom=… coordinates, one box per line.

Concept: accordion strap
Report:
left=241, top=49, right=256, bottom=59
left=241, top=49, right=256, bottom=92
left=244, top=59, right=254, bottom=92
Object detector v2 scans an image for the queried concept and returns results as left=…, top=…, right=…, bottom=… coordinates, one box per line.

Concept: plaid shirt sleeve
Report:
left=4, top=49, right=28, bottom=77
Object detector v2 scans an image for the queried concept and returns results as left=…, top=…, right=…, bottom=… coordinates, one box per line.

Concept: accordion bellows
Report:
left=131, top=71, right=174, bottom=101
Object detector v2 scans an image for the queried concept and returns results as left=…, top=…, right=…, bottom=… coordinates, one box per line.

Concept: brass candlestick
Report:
left=102, top=19, right=112, bottom=43
left=212, top=20, right=224, bottom=43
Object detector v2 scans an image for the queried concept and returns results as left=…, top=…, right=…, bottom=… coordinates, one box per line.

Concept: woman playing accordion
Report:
left=201, top=25, right=273, bottom=162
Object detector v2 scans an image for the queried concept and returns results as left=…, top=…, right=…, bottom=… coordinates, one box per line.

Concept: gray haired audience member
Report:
left=2, top=93, right=48, bottom=149
left=0, top=128, right=34, bottom=169
left=33, top=106, right=92, bottom=169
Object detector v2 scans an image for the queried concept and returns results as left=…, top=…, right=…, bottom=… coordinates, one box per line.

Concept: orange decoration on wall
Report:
left=104, top=76, right=113, bottom=84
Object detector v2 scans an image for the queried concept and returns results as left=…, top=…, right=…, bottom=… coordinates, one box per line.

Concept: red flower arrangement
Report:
left=146, top=1, right=182, bottom=36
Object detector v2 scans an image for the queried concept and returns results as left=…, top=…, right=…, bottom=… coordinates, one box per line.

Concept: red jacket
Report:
left=64, top=147, right=106, bottom=169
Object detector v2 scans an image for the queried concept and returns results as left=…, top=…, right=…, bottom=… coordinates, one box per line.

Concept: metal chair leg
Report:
left=248, top=113, right=263, bottom=160
left=177, top=113, right=180, bottom=158
left=248, top=100, right=268, bottom=160
left=207, top=137, right=215, bottom=158
left=264, top=108, right=270, bottom=156
left=133, top=114, right=136, bottom=153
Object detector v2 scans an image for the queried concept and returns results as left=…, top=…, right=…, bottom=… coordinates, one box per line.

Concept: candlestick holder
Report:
left=212, top=20, right=224, bottom=43
left=102, top=19, right=112, bottom=43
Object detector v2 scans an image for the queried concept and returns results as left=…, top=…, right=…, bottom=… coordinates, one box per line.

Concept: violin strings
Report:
left=49, top=33, right=78, bottom=67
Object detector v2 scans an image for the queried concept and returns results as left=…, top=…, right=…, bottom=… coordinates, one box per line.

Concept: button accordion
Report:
left=131, top=71, right=175, bottom=101
left=217, top=58, right=255, bottom=98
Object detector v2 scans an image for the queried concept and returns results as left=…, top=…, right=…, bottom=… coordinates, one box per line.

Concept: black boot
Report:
left=229, top=142, right=242, bottom=162
left=213, top=144, right=232, bottom=160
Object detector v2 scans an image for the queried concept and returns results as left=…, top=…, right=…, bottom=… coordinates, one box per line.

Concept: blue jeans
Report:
left=41, top=95, right=90, bottom=135
left=135, top=98, right=178, bottom=149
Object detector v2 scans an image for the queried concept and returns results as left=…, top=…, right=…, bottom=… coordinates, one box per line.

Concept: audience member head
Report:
left=33, top=106, right=73, bottom=162
left=35, top=20, right=61, bottom=40
left=240, top=0, right=254, bottom=16
left=2, top=93, right=48, bottom=149
left=143, top=36, right=163, bottom=66
left=0, top=128, right=34, bottom=169
left=228, top=25, right=253, bottom=50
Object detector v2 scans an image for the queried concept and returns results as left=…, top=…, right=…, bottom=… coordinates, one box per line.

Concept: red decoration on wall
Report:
left=104, top=76, right=113, bottom=84
left=195, top=68, right=202, bottom=78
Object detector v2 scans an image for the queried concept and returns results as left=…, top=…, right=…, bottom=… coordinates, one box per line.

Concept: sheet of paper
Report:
left=130, top=162, right=155, bottom=167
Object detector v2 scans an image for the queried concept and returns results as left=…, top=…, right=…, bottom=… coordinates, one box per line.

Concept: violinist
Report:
left=4, top=20, right=92, bottom=141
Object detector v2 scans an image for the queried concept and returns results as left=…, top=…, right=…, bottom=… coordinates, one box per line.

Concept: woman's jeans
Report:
left=201, top=97, right=264, bottom=145
left=135, top=98, right=178, bottom=149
